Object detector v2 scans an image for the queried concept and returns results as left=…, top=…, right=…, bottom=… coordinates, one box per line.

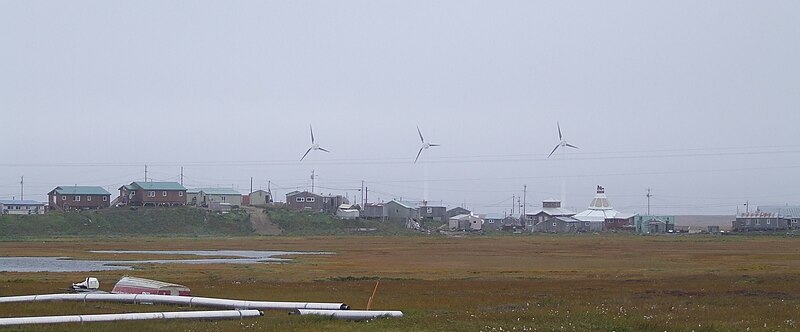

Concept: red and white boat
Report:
left=111, top=276, right=191, bottom=296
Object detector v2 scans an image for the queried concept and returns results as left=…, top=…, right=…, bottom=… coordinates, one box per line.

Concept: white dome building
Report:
left=574, top=185, right=636, bottom=231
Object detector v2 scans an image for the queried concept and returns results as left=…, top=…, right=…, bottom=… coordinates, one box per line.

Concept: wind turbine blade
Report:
left=300, top=147, right=312, bottom=161
left=310, top=125, right=315, bottom=144
left=428, top=143, right=440, bottom=147
left=547, top=144, right=560, bottom=158
left=557, top=122, right=562, bottom=140
left=417, top=126, right=425, bottom=143
left=318, top=147, right=330, bottom=153
left=414, top=147, right=424, bottom=163
left=565, top=143, right=579, bottom=149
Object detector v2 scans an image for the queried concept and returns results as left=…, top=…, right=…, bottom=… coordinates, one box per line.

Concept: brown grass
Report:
left=1, top=234, right=800, bottom=331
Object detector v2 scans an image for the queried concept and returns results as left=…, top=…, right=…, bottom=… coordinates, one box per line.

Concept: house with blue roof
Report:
left=48, top=186, right=111, bottom=210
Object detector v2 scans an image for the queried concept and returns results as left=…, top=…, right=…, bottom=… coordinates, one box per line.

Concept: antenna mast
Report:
left=646, top=188, right=652, bottom=215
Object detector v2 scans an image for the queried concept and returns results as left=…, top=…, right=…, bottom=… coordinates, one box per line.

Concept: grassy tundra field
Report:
left=1, top=235, right=799, bottom=331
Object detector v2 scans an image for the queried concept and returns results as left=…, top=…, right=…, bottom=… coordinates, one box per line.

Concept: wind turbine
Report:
left=547, top=122, right=578, bottom=158
left=414, top=126, right=440, bottom=163
left=547, top=121, right=578, bottom=207
left=300, top=125, right=330, bottom=161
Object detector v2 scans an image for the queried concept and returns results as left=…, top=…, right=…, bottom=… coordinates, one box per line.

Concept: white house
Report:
left=0, top=200, right=45, bottom=215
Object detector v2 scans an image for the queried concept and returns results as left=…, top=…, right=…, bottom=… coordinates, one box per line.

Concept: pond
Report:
left=0, top=250, right=332, bottom=272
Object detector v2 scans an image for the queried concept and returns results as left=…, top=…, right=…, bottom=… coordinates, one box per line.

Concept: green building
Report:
left=634, top=215, right=675, bottom=234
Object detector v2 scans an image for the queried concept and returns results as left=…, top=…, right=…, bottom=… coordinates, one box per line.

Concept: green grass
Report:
left=0, top=207, right=253, bottom=237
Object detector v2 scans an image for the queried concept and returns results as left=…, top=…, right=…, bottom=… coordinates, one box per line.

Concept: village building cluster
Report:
left=2, top=182, right=798, bottom=234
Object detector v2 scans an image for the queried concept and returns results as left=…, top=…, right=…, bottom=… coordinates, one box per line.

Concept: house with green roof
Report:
left=48, top=186, right=112, bottom=210
left=118, top=182, right=187, bottom=206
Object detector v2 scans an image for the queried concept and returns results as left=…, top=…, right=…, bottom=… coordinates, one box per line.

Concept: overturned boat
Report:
left=111, top=276, right=191, bottom=296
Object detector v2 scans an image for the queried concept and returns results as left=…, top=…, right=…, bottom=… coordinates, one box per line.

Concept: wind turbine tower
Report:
left=547, top=122, right=579, bottom=205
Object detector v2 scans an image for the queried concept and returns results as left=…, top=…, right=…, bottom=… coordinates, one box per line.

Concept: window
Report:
left=179, top=191, right=184, bottom=197
left=61, top=195, right=67, bottom=201
left=162, top=191, right=167, bottom=197
left=488, top=220, right=494, bottom=223
left=87, top=196, right=92, bottom=202
left=552, top=222, right=557, bottom=226
left=148, top=191, right=155, bottom=197
left=74, top=196, right=81, bottom=202
left=221, top=196, right=226, bottom=201
left=296, top=197, right=305, bottom=202
left=307, top=197, right=315, bottom=202
left=767, top=220, right=771, bottom=225
left=427, top=207, right=432, bottom=214
left=103, top=196, right=108, bottom=202
left=131, top=191, right=136, bottom=196
left=755, top=220, right=761, bottom=225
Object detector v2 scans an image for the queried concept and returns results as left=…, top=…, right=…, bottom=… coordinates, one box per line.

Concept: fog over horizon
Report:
left=1, top=1, right=798, bottom=215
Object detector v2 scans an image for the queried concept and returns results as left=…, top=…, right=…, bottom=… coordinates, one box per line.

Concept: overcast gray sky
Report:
left=1, top=1, right=798, bottom=215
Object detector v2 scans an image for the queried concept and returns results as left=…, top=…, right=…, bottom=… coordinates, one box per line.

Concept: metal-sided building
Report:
left=525, top=199, right=576, bottom=232
left=733, top=211, right=791, bottom=231
left=187, top=188, right=242, bottom=207
left=533, top=216, right=587, bottom=233
left=0, top=200, right=45, bottom=215
left=634, top=215, right=676, bottom=234
left=386, top=200, right=419, bottom=220
left=248, top=190, right=272, bottom=206
left=118, top=182, right=187, bottom=206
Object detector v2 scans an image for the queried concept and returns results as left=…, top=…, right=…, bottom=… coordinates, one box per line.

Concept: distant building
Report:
left=533, top=216, right=587, bottom=233
left=482, top=213, right=506, bottom=231
left=286, top=191, right=323, bottom=212
left=285, top=191, right=346, bottom=214
left=634, top=215, right=675, bottom=234
left=732, top=211, right=792, bottom=231
left=419, top=202, right=447, bottom=222
left=573, top=185, right=636, bottom=231
left=525, top=199, right=575, bottom=232
left=0, top=200, right=45, bottom=215
left=386, top=200, right=419, bottom=220
left=48, top=186, right=111, bottom=211
left=449, top=214, right=482, bottom=231
left=248, top=190, right=272, bottom=206
left=756, top=205, right=800, bottom=224
left=187, top=188, right=242, bottom=207
left=336, top=204, right=360, bottom=219
left=118, top=182, right=187, bottom=206
left=362, top=203, right=387, bottom=219
left=446, top=207, right=471, bottom=219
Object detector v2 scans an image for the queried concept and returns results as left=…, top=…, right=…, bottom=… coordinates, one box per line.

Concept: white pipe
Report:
left=292, top=309, right=403, bottom=320
left=0, top=310, right=262, bottom=326
left=0, top=293, right=349, bottom=310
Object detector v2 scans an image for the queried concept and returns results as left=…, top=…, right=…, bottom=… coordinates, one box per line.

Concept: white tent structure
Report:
left=573, top=185, right=636, bottom=231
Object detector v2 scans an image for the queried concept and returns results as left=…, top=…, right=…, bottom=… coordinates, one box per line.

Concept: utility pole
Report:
left=250, top=177, right=253, bottom=194
left=511, top=195, right=515, bottom=215
left=646, top=188, right=652, bottom=216
left=180, top=167, right=184, bottom=186
left=361, top=180, right=365, bottom=207
left=365, top=186, right=368, bottom=206
left=268, top=180, right=272, bottom=198
left=744, top=200, right=749, bottom=213
left=523, top=184, right=527, bottom=217
left=144, top=165, right=148, bottom=182
left=20, top=176, right=24, bottom=200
